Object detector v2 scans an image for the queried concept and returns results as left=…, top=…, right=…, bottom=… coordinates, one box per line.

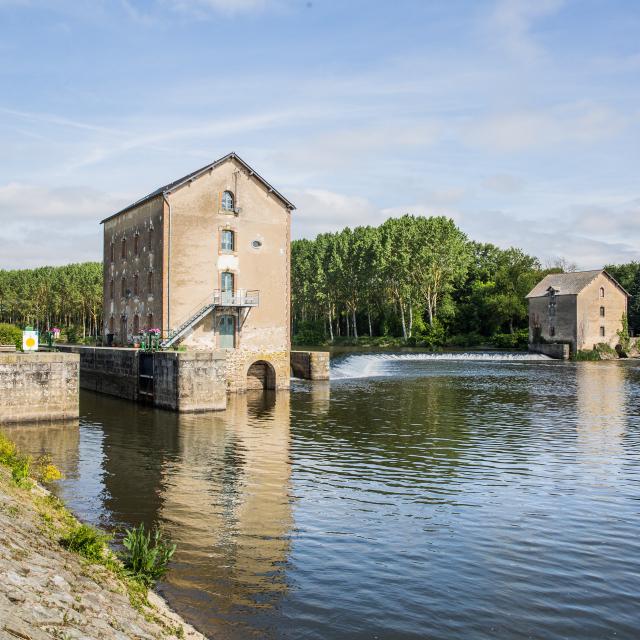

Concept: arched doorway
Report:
left=246, top=360, right=276, bottom=390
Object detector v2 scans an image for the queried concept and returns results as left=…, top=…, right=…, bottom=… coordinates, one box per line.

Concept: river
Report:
left=9, top=353, right=640, bottom=639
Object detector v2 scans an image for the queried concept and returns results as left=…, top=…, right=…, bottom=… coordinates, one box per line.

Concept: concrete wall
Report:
left=576, top=272, right=627, bottom=351
left=57, top=345, right=139, bottom=400
left=57, top=345, right=227, bottom=411
left=103, top=196, right=165, bottom=344
left=0, top=352, right=79, bottom=424
left=154, top=351, right=227, bottom=412
left=528, top=343, right=570, bottom=360
left=291, top=351, right=331, bottom=380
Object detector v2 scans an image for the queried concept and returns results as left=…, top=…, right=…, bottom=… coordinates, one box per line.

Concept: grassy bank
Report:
left=0, top=430, right=204, bottom=640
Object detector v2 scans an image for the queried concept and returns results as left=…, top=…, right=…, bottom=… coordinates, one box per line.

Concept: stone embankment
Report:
left=0, top=465, right=207, bottom=640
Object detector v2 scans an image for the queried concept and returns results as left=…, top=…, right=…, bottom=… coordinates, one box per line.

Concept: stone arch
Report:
left=246, top=360, right=276, bottom=390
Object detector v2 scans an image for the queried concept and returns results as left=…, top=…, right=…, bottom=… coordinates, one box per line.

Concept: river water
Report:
left=9, top=353, right=640, bottom=639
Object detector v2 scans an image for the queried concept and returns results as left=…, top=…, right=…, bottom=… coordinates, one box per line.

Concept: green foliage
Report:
left=120, top=523, right=176, bottom=586
left=617, top=312, right=631, bottom=352
left=0, top=262, right=103, bottom=339
left=0, top=432, right=17, bottom=463
left=292, top=219, right=546, bottom=347
left=0, top=323, right=22, bottom=349
left=490, top=329, right=529, bottom=350
left=60, top=523, right=112, bottom=561
left=292, top=320, right=326, bottom=346
left=11, top=455, right=31, bottom=486
left=574, top=349, right=601, bottom=361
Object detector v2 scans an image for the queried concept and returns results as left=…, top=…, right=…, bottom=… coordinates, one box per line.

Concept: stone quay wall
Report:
left=56, top=346, right=227, bottom=412
left=154, top=351, right=227, bottom=412
left=291, top=351, right=331, bottom=380
left=0, top=352, right=79, bottom=424
left=528, top=343, right=570, bottom=360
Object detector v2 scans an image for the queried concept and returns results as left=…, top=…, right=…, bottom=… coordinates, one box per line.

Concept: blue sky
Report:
left=1, top=0, right=639, bottom=269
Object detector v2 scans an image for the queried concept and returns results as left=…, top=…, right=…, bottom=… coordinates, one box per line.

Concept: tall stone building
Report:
left=526, top=269, right=629, bottom=353
left=101, top=152, right=295, bottom=391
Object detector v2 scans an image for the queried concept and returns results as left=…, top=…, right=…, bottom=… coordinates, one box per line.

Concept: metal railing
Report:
left=213, top=289, right=259, bottom=307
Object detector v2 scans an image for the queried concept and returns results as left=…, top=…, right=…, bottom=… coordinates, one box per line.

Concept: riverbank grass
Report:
left=0, top=430, right=199, bottom=639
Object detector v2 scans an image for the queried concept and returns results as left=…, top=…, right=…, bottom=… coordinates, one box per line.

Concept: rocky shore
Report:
left=0, top=464, right=207, bottom=640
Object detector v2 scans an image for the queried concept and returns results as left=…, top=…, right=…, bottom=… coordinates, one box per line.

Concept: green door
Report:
left=218, top=315, right=235, bottom=349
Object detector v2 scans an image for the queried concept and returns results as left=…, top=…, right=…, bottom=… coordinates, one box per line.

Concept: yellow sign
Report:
left=22, top=330, right=38, bottom=351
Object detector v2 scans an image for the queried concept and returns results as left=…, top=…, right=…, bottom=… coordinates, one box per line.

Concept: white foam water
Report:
left=330, top=351, right=552, bottom=380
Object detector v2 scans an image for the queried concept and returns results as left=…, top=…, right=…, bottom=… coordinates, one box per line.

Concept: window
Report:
left=220, top=271, right=234, bottom=304
left=147, top=270, right=153, bottom=293
left=110, top=243, right=114, bottom=263
left=108, top=317, right=114, bottom=334
left=147, top=313, right=153, bottom=329
left=600, top=326, right=605, bottom=337
left=121, top=238, right=126, bottom=259
left=549, top=325, right=555, bottom=337
left=133, top=273, right=139, bottom=296
left=121, top=276, right=126, bottom=297
left=600, top=306, right=605, bottom=317
left=599, top=287, right=605, bottom=298
left=221, top=190, right=234, bottom=212
left=109, top=279, right=114, bottom=300
left=121, top=316, right=127, bottom=339
left=134, top=233, right=140, bottom=256
left=148, top=226, right=153, bottom=248
left=221, top=229, right=235, bottom=252
left=133, top=314, right=140, bottom=335
left=252, top=239, right=262, bottom=249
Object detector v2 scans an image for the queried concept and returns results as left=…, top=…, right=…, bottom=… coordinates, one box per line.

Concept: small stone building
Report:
left=101, top=152, right=295, bottom=391
left=526, top=269, right=629, bottom=353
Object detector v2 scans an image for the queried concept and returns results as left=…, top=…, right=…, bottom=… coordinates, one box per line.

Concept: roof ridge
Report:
left=101, top=152, right=295, bottom=224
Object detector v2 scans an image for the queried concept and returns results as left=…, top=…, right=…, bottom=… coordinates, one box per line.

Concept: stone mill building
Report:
left=526, top=269, right=629, bottom=354
left=101, top=152, right=295, bottom=391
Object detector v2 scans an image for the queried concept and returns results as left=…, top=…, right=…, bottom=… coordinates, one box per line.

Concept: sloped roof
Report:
left=101, top=152, right=295, bottom=224
left=526, top=269, right=629, bottom=298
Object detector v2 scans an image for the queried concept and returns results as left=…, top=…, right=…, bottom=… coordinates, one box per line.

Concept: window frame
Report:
left=221, top=229, right=235, bottom=253
left=221, top=190, right=234, bottom=212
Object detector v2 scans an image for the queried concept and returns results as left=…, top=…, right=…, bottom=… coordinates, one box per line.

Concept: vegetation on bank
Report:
left=292, top=215, right=558, bottom=348
left=0, top=430, right=177, bottom=625
left=1, top=218, right=639, bottom=351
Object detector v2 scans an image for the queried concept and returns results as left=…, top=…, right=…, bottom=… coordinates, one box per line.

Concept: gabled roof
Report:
left=101, top=152, right=295, bottom=224
left=526, top=269, right=629, bottom=298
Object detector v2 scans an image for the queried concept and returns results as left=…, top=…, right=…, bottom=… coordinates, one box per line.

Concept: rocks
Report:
left=0, top=469, right=207, bottom=640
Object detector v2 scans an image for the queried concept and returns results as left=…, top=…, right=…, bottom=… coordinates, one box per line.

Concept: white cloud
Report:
left=163, top=0, right=284, bottom=16
left=487, top=0, right=565, bottom=62
left=464, top=104, right=625, bottom=152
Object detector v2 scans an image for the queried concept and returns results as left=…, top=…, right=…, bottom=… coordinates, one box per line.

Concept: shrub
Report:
left=60, top=523, right=111, bottom=561
left=34, top=454, right=63, bottom=483
left=11, top=455, right=31, bottom=486
left=65, top=325, right=80, bottom=344
left=574, top=349, right=600, bottom=361
left=617, top=313, right=631, bottom=352
left=447, top=332, right=485, bottom=347
left=0, top=432, right=17, bottom=463
left=0, top=323, right=22, bottom=350
left=293, top=320, right=325, bottom=346
left=120, top=523, right=176, bottom=586
left=490, top=329, right=528, bottom=350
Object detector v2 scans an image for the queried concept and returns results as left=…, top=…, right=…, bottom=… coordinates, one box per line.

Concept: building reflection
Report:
left=158, top=391, right=293, bottom=637
left=576, top=362, right=627, bottom=470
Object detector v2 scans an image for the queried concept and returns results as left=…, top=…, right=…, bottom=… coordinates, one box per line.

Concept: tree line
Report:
left=292, top=214, right=640, bottom=346
left=1, top=216, right=638, bottom=347
left=0, top=262, right=102, bottom=340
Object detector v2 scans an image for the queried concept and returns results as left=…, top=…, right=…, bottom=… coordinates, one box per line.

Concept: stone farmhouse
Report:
left=101, top=152, right=295, bottom=391
left=526, top=269, right=629, bottom=354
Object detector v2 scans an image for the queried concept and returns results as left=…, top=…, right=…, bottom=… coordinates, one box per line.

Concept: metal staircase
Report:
left=160, top=289, right=259, bottom=349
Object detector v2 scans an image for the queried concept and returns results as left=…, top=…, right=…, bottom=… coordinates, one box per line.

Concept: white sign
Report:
left=22, top=330, right=38, bottom=351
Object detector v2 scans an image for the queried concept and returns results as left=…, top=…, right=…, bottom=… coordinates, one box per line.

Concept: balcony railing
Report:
left=213, top=289, right=259, bottom=307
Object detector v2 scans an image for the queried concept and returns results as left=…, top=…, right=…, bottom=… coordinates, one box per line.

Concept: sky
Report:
left=0, top=0, right=639, bottom=269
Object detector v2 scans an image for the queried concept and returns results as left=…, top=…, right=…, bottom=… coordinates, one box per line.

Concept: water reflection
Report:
left=576, top=362, right=627, bottom=469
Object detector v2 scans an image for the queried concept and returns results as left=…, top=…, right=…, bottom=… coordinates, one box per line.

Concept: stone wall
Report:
left=290, top=351, right=331, bottom=380
left=528, top=343, right=570, bottom=360
left=154, top=351, right=227, bottom=412
left=0, top=352, right=79, bottom=424
left=57, top=345, right=139, bottom=400
left=56, top=345, right=227, bottom=412
left=225, top=349, right=290, bottom=392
